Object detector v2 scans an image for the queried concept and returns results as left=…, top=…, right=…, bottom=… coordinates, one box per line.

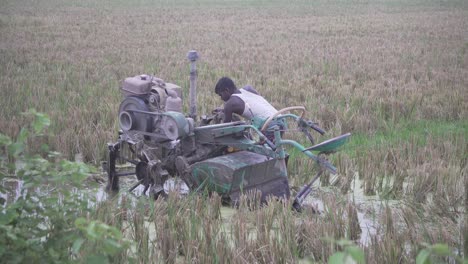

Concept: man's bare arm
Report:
left=223, top=96, right=245, bottom=122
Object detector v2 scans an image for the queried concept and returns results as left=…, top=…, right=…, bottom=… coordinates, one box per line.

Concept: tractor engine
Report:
left=115, top=74, right=199, bottom=198
left=118, top=74, right=193, bottom=140
left=107, top=72, right=292, bottom=202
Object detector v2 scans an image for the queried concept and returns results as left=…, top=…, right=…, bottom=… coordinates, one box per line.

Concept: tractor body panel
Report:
left=189, top=151, right=289, bottom=203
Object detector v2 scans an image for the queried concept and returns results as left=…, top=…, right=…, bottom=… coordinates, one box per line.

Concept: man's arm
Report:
left=223, top=96, right=245, bottom=122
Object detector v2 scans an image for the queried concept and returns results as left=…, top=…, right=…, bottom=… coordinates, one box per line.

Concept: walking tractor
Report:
left=105, top=51, right=351, bottom=210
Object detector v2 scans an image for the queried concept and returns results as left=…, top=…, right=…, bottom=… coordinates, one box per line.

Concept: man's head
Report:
left=215, top=77, right=237, bottom=102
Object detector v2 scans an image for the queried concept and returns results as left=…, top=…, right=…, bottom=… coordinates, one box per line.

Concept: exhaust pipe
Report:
left=187, top=50, right=199, bottom=120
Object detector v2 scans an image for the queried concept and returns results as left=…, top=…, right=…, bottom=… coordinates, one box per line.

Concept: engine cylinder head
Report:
left=165, top=97, right=182, bottom=112
left=165, top=89, right=182, bottom=112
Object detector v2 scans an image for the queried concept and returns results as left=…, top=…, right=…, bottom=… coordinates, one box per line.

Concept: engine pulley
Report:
left=160, top=112, right=192, bottom=140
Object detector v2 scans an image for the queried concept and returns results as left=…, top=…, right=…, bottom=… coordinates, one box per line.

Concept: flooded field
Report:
left=1, top=146, right=465, bottom=263
left=60, top=162, right=463, bottom=263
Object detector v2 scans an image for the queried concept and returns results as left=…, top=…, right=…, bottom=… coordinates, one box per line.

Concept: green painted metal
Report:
left=251, top=116, right=266, bottom=129
left=304, top=133, right=351, bottom=153
left=190, top=151, right=289, bottom=201
left=187, top=113, right=346, bottom=198
left=273, top=128, right=338, bottom=174
left=193, top=122, right=278, bottom=157
left=191, top=117, right=341, bottom=176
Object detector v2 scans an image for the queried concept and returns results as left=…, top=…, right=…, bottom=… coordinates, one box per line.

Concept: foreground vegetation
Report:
left=0, top=0, right=467, bottom=263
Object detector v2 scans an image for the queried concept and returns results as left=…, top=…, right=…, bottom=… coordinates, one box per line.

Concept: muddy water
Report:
left=300, top=172, right=399, bottom=246
left=108, top=169, right=385, bottom=247
left=303, top=193, right=378, bottom=246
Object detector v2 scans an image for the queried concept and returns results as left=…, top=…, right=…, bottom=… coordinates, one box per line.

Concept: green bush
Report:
left=0, top=110, right=131, bottom=263
left=416, top=243, right=467, bottom=264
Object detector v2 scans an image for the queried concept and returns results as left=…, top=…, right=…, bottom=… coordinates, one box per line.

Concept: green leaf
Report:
left=40, top=144, right=49, bottom=153
left=7, top=142, right=24, bottom=157
left=71, top=238, right=85, bottom=254
left=346, top=246, right=365, bottom=263
left=0, top=210, right=18, bottom=225
left=0, top=134, right=12, bottom=146
left=17, top=128, right=29, bottom=144
left=44, top=197, right=59, bottom=204
left=103, top=238, right=122, bottom=255
left=0, top=245, right=6, bottom=256
left=5, top=228, right=18, bottom=240
left=329, top=252, right=346, bottom=264
left=416, top=249, right=431, bottom=264
left=23, top=182, right=35, bottom=189
left=86, top=221, right=98, bottom=239
left=336, top=239, right=354, bottom=247
left=107, top=225, right=123, bottom=239
left=430, top=243, right=451, bottom=256
left=48, top=247, right=59, bottom=259
left=32, top=113, right=50, bottom=134
left=86, top=254, right=109, bottom=264
left=75, top=217, right=87, bottom=229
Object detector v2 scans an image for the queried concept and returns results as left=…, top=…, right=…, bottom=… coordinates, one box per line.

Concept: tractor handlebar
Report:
left=309, top=122, right=325, bottom=135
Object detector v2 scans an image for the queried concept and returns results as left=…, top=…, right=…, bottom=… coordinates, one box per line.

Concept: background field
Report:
left=0, top=0, right=467, bottom=262
left=1, top=0, right=467, bottom=161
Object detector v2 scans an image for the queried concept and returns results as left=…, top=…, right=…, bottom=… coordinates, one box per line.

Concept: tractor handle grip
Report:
left=298, top=118, right=326, bottom=135
left=310, top=123, right=325, bottom=135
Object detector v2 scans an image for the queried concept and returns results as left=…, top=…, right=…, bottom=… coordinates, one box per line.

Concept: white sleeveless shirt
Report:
left=231, top=89, right=277, bottom=120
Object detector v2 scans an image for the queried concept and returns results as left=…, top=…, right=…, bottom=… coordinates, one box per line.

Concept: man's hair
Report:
left=215, top=77, right=237, bottom=94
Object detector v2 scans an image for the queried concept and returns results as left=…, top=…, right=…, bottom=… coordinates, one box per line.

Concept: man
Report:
left=214, top=77, right=284, bottom=143
left=214, top=77, right=291, bottom=202
left=214, top=77, right=277, bottom=123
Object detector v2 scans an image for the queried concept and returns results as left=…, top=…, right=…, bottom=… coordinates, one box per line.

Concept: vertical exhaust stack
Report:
left=187, top=50, right=199, bottom=120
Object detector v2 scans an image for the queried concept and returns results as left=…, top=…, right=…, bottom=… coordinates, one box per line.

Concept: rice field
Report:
left=0, top=0, right=467, bottom=262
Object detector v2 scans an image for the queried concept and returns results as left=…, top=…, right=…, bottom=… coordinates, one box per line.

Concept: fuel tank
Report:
left=189, top=151, right=290, bottom=204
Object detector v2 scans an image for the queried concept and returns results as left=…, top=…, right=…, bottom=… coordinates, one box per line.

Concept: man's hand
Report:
left=212, top=107, right=224, bottom=114
left=211, top=107, right=225, bottom=124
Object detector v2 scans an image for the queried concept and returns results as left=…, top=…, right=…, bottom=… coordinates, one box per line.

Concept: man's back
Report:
left=231, top=89, right=277, bottom=120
